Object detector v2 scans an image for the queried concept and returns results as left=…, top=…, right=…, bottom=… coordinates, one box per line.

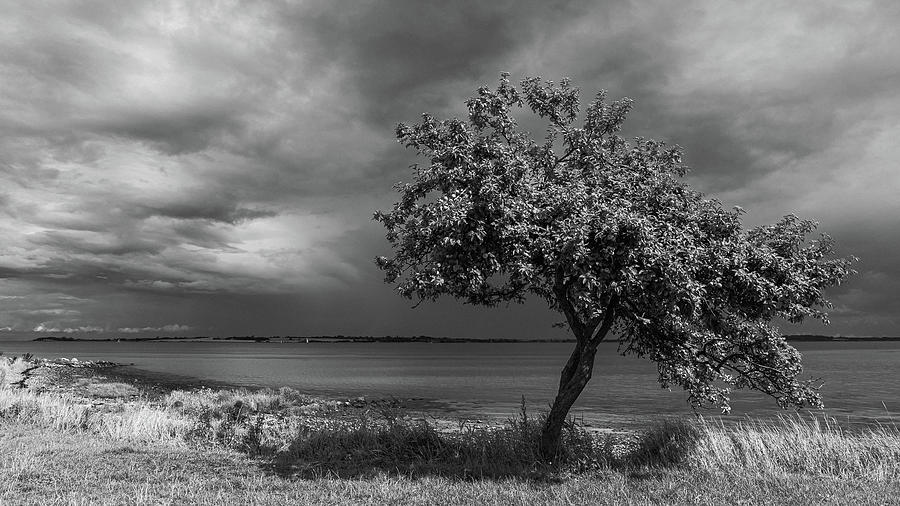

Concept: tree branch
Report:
left=588, top=294, right=619, bottom=348
left=553, top=148, right=574, bottom=168
left=554, top=269, right=585, bottom=340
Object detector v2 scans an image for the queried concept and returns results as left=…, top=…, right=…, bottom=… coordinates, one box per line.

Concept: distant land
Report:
left=31, top=335, right=577, bottom=343
left=31, top=334, right=900, bottom=343
left=783, top=334, right=900, bottom=341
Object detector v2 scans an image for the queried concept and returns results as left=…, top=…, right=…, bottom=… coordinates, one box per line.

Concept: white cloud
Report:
left=32, top=323, right=104, bottom=333
left=117, top=324, right=191, bottom=334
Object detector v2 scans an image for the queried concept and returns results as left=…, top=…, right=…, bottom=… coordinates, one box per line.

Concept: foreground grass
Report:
left=3, top=422, right=622, bottom=505
left=3, top=354, right=900, bottom=504
left=4, top=423, right=899, bottom=506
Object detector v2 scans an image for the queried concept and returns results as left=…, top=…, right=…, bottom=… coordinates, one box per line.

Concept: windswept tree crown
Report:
left=375, top=73, right=856, bottom=412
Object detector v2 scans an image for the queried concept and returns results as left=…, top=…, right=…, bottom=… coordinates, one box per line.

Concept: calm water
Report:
left=2, top=340, right=898, bottom=429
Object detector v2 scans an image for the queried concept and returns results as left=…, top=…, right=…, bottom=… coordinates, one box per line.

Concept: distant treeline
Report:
left=31, top=335, right=577, bottom=343
left=783, top=334, right=900, bottom=341
left=31, top=334, right=900, bottom=343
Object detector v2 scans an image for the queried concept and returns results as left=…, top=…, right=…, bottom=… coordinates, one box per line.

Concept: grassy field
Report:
left=2, top=354, right=900, bottom=505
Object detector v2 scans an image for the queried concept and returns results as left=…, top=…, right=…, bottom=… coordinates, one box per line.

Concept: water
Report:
left=2, top=340, right=898, bottom=429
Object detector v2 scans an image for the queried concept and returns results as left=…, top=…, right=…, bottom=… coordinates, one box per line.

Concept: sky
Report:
left=1, top=0, right=898, bottom=339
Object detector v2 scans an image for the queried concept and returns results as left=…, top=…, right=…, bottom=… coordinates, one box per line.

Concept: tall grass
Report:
left=164, top=386, right=318, bottom=417
left=616, top=415, right=900, bottom=479
left=0, top=387, right=190, bottom=441
left=0, top=356, right=31, bottom=389
left=689, top=416, right=900, bottom=479
left=0, top=388, right=92, bottom=432
left=100, top=406, right=191, bottom=441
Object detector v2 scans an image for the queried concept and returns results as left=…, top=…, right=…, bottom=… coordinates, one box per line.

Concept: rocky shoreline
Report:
left=1, top=354, right=493, bottom=434
left=4, top=355, right=117, bottom=389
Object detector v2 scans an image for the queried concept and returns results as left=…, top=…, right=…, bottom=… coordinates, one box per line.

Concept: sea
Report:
left=2, top=340, right=897, bottom=430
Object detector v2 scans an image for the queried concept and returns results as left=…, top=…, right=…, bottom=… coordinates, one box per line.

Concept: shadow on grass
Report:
left=618, top=418, right=704, bottom=480
left=266, top=417, right=600, bottom=480
left=176, top=390, right=707, bottom=481
left=286, top=416, right=708, bottom=481
left=250, top=413, right=702, bottom=481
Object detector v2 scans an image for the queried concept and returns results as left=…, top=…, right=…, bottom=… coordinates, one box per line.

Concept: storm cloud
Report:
left=1, top=1, right=898, bottom=338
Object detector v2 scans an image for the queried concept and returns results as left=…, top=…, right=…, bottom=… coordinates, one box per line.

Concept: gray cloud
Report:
left=28, top=230, right=165, bottom=256
left=0, top=1, right=898, bottom=337
left=286, top=1, right=595, bottom=123
left=90, top=104, right=246, bottom=156
left=136, top=200, right=276, bottom=225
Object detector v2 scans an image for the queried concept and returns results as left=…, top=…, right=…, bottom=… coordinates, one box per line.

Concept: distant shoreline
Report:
left=31, top=334, right=900, bottom=343
left=31, top=335, right=579, bottom=343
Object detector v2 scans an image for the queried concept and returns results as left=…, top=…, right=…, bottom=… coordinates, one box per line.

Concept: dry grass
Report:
left=163, top=386, right=316, bottom=415
left=4, top=423, right=900, bottom=506
left=0, top=386, right=190, bottom=441
left=0, top=355, right=31, bottom=388
left=689, top=416, right=900, bottom=479
left=79, top=379, right=141, bottom=399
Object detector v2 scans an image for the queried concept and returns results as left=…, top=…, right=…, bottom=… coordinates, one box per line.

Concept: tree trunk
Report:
left=539, top=343, right=598, bottom=460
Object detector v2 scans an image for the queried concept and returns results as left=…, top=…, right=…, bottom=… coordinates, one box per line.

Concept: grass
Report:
left=273, top=401, right=606, bottom=478
left=79, top=379, right=141, bottom=399
left=0, top=386, right=191, bottom=440
left=0, top=355, right=32, bottom=388
left=3, top=354, right=900, bottom=504
left=691, top=416, right=900, bottom=479
left=4, top=423, right=899, bottom=505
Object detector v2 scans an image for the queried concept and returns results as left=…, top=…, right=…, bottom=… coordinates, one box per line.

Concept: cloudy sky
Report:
left=0, top=0, right=898, bottom=339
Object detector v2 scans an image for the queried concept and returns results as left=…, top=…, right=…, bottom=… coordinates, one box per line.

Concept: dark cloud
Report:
left=287, top=0, right=596, bottom=125
left=28, top=230, right=165, bottom=256
left=90, top=103, right=247, bottom=155
left=0, top=1, right=898, bottom=337
left=136, top=200, right=276, bottom=225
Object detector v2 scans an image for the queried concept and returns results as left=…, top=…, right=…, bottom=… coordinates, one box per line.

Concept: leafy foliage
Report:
left=375, top=73, right=856, bottom=414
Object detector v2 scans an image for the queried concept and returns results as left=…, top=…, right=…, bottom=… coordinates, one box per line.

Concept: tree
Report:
left=374, top=73, right=856, bottom=459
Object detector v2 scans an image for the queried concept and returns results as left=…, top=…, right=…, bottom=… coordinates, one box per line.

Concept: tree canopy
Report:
left=375, top=73, right=856, bottom=457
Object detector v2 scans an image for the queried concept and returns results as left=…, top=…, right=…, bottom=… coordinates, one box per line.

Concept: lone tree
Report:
left=374, top=74, right=856, bottom=459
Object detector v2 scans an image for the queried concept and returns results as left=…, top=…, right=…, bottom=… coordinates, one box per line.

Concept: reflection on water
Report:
left=1, top=340, right=897, bottom=429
